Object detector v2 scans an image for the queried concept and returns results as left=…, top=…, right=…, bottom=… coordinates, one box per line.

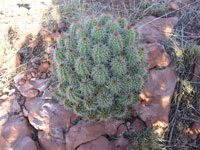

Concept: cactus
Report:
left=92, top=24, right=106, bottom=43
left=70, top=22, right=81, bottom=37
left=106, top=20, right=118, bottom=33
left=54, top=48, right=66, bottom=63
left=57, top=63, right=72, bottom=81
left=78, top=37, right=91, bottom=56
left=75, top=56, right=91, bottom=77
left=86, top=14, right=97, bottom=32
left=92, top=44, right=109, bottom=64
left=99, top=12, right=111, bottom=25
left=118, top=14, right=127, bottom=29
left=66, top=49, right=77, bottom=64
left=92, top=65, right=109, bottom=85
left=108, top=77, right=121, bottom=95
left=111, top=56, right=127, bottom=76
left=122, top=26, right=134, bottom=47
left=109, top=33, right=123, bottom=55
left=53, top=12, right=147, bottom=120
left=77, top=27, right=88, bottom=39
left=80, top=80, right=94, bottom=96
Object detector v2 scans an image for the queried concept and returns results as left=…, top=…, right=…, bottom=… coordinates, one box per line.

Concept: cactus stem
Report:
left=126, top=79, right=131, bottom=83
left=60, top=64, right=64, bottom=67
left=127, top=26, right=132, bottom=30
left=71, top=75, right=75, bottom=79
left=114, top=33, right=118, bottom=37
left=102, top=95, right=107, bottom=99
left=98, top=44, right=102, bottom=48
left=120, top=13, right=124, bottom=18
left=98, top=66, right=102, bottom=70
left=69, top=88, right=73, bottom=92
left=97, top=24, right=102, bottom=28
left=80, top=57, right=84, bottom=62
left=113, top=80, right=117, bottom=84
left=120, top=109, right=125, bottom=113
left=76, top=107, right=81, bottom=111
left=103, top=112, right=108, bottom=117
left=87, top=100, right=92, bottom=104
left=67, top=35, right=71, bottom=39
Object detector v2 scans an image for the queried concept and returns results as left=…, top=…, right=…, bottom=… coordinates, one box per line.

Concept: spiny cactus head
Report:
left=92, top=24, right=106, bottom=43
left=92, top=65, right=109, bottom=85
left=109, top=33, right=123, bottom=55
left=99, top=12, right=111, bottom=25
left=111, top=56, right=127, bottom=76
left=53, top=12, right=147, bottom=121
left=118, top=14, right=127, bottom=28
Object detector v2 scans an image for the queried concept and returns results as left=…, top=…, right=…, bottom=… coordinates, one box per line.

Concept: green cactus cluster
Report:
left=53, top=12, right=147, bottom=120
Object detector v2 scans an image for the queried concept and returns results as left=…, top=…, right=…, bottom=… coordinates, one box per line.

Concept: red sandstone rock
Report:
left=65, top=119, right=122, bottom=150
left=39, top=62, right=50, bottom=72
left=15, top=78, right=50, bottom=98
left=134, top=16, right=178, bottom=43
left=110, top=137, right=130, bottom=150
left=76, top=136, right=110, bottom=150
left=15, top=136, right=38, bottom=150
left=168, top=1, right=179, bottom=10
left=117, top=124, right=126, bottom=136
left=25, top=98, right=77, bottom=139
left=145, top=43, right=171, bottom=69
left=133, top=67, right=176, bottom=134
left=0, top=95, right=21, bottom=126
left=38, top=131, right=66, bottom=150
left=132, top=119, right=146, bottom=133
left=0, top=115, right=37, bottom=150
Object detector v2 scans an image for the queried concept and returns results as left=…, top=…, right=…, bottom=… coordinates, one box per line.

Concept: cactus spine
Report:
left=53, top=12, right=147, bottom=120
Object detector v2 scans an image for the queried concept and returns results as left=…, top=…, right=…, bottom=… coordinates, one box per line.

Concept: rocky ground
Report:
left=0, top=0, right=200, bottom=150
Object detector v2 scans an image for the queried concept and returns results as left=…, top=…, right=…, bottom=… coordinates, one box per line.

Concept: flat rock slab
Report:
left=145, top=43, right=171, bottom=69
left=38, top=131, right=66, bottom=150
left=135, top=16, right=178, bottom=43
left=0, top=115, right=37, bottom=150
left=14, top=76, right=50, bottom=98
left=25, top=98, right=77, bottom=139
left=65, top=119, right=122, bottom=150
left=133, top=67, right=176, bottom=134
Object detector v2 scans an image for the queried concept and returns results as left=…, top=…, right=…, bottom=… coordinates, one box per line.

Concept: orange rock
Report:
left=9, top=53, right=20, bottom=68
left=26, top=74, right=32, bottom=80
left=39, top=62, right=50, bottom=72
left=65, top=119, right=122, bottom=150
left=132, top=67, right=177, bottom=132
left=117, top=124, right=126, bottom=136
left=18, top=80, right=25, bottom=86
left=146, top=43, right=171, bottom=69
left=134, top=16, right=178, bottom=43
left=132, top=119, right=146, bottom=133
left=168, top=2, right=179, bottom=10
left=77, top=136, right=111, bottom=150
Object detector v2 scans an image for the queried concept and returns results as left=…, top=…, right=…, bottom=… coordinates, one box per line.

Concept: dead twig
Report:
left=168, top=80, right=182, bottom=149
